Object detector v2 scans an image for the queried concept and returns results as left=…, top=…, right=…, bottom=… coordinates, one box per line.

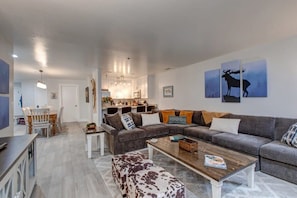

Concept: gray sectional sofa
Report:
left=101, top=110, right=297, bottom=184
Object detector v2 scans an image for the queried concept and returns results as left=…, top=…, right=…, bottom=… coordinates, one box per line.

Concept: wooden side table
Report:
left=83, top=127, right=105, bottom=158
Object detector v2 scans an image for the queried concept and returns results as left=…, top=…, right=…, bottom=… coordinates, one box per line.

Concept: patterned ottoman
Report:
left=127, top=166, right=185, bottom=198
left=112, top=152, right=154, bottom=196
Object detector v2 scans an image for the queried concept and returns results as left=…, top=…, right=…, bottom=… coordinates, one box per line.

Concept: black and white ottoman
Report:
left=112, top=152, right=153, bottom=196
left=127, top=165, right=185, bottom=198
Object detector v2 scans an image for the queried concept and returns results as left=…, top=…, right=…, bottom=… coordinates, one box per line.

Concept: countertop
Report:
left=0, top=134, right=37, bottom=181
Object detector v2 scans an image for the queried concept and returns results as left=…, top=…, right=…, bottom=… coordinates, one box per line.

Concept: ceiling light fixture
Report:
left=36, top=69, right=47, bottom=89
left=12, top=54, right=18, bottom=58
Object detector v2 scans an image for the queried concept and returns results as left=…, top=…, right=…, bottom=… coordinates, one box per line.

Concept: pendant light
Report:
left=36, top=69, right=47, bottom=89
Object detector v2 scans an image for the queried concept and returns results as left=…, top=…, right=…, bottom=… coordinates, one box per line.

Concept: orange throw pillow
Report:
left=161, top=110, right=176, bottom=123
left=201, top=110, right=229, bottom=126
left=179, top=110, right=193, bottom=124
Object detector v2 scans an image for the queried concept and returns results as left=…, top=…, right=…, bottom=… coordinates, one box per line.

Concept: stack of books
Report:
left=204, top=154, right=227, bottom=169
left=169, top=134, right=185, bottom=142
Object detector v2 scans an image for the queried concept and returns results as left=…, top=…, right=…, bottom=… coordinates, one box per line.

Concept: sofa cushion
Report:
left=161, top=110, right=176, bottom=123
left=165, top=123, right=197, bottom=135
left=274, top=117, right=297, bottom=140
left=184, top=126, right=221, bottom=142
left=105, top=112, right=124, bottom=131
left=179, top=110, right=193, bottom=124
left=192, top=111, right=204, bottom=125
left=141, top=113, right=161, bottom=126
left=281, top=122, right=297, bottom=148
left=168, top=116, right=186, bottom=125
left=228, top=114, right=275, bottom=139
left=118, top=128, right=147, bottom=142
left=260, top=141, right=297, bottom=166
left=121, top=113, right=136, bottom=130
left=209, top=118, right=240, bottom=135
left=131, top=112, right=142, bottom=127
left=212, top=133, right=271, bottom=156
left=139, top=124, right=169, bottom=138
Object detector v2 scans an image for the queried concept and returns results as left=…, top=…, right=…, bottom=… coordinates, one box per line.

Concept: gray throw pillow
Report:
left=105, top=112, right=124, bottom=131
left=281, top=123, right=297, bottom=148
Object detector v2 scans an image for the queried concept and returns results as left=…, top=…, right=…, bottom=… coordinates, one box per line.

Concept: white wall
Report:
left=0, top=33, right=14, bottom=137
left=151, top=36, right=297, bottom=118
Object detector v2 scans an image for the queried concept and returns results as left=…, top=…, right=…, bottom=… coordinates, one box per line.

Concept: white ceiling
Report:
left=1, top=0, right=297, bottom=82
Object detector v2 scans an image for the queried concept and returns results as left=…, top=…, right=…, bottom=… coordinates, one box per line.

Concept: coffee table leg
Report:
left=148, top=145, right=153, bottom=160
left=246, top=164, right=255, bottom=188
left=210, top=180, right=222, bottom=198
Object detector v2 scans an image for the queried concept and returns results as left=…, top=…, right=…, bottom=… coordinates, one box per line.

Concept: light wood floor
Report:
left=15, top=122, right=113, bottom=198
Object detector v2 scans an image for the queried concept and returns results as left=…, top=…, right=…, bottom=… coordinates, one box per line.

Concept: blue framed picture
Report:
left=0, top=96, right=9, bottom=129
left=205, top=69, right=220, bottom=98
left=0, top=59, right=9, bottom=94
left=221, top=60, right=241, bottom=103
left=242, top=59, right=267, bottom=97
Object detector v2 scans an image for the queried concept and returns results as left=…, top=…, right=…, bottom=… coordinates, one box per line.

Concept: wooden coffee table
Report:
left=147, top=136, right=257, bottom=198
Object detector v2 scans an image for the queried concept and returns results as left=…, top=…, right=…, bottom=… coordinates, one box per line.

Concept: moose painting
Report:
left=221, top=60, right=244, bottom=102
left=242, top=59, right=267, bottom=97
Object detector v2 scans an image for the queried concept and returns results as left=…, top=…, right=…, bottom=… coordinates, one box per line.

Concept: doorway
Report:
left=60, top=84, right=79, bottom=122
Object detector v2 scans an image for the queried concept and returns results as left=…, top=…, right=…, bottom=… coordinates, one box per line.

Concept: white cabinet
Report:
left=0, top=135, right=37, bottom=198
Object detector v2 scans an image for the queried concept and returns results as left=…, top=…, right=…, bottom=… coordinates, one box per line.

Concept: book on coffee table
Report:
left=204, top=154, right=227, bottom=169
left=169, top=134, right=185, bottom=142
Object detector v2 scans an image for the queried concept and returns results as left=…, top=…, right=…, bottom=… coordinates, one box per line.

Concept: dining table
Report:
left=27, top=111, right=58, bottom=135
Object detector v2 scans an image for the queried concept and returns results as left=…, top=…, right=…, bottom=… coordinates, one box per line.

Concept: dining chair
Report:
left=107, top=107, right=118, bottom=114
left=22, top=107, right=31, bottom=133
left=136, top=105, right=146, bottom=112
left=147, top=105, right=155, bottom=112
left=30, top=108, right=50, bottom=138
left=121, top=106, right=132, bottom=114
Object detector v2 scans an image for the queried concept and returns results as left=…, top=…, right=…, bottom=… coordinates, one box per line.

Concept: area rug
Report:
left=93, top=149, right=297, bottom=198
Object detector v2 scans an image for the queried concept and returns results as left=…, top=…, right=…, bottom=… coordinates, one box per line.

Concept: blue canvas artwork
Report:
left=242, top=59, right=267, bottom=97
left=0, top=96, right=9, bottom=129
left=0, top=59, right=9, bottom=94
left=221, top=60, right=241, bottom=103
left=205, top=69, right=220, bottom=98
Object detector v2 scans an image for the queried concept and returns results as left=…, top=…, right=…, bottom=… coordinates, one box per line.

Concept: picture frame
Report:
left=85, top=87, right=89, bottom=103
left=163, top=86, right=174, bottom=97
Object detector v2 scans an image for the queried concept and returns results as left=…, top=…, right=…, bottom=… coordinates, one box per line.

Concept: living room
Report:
left=1, top=1, right=297, bottom=197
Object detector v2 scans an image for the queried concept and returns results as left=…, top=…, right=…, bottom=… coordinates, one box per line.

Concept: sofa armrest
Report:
left=101, top=123, right=119, bottom=136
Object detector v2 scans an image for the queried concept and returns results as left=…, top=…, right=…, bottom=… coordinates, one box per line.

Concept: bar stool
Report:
left=147, top=105, right=155, bottom=112
left=107, top=107, right=118, bottom=114
left=122, top=106, right=132, bottom=114
left=136, top=106, right=145, bottom=112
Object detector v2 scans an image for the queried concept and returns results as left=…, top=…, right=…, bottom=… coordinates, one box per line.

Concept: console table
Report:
left=0, top=134, right=37, bottom=198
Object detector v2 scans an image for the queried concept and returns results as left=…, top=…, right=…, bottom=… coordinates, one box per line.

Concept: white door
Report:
left=60, top=84, right=79, bottom=122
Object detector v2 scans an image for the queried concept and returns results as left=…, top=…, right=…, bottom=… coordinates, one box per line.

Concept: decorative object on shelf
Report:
left=178, top=138, right=198, bottom=153
left=204, top=154, right=227, bottom=169
left=163, top=85, right=174, bottom=97
left=205, top=69, right=220, bottom=98
left=36, top=69, right=47, bottom=89
left=0, top=59, right=9, bottom=94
